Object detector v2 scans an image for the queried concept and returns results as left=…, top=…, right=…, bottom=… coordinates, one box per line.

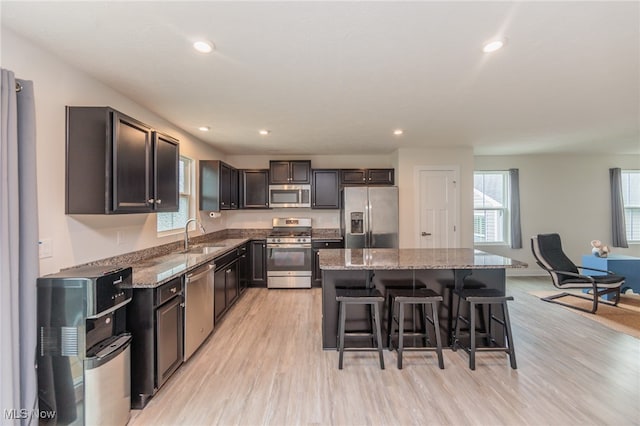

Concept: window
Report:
left=474, top=171, right=509, bottom=244
left=157, top=156, right=193, bottom=233
left=622, top=170, right=640, bottom=242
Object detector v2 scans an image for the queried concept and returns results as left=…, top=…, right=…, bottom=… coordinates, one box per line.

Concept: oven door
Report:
left=266, top=244, right=312, bottom=288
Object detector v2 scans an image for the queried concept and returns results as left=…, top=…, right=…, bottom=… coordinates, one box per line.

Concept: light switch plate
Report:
left=39, top=239, right=52, bottom=259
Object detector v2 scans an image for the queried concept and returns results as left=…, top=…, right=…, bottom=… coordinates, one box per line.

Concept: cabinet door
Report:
left=312, top=169, right=340, bottom=209
left=269, top=161, right=291, bottom=184
left=153, top=132, right=179, bottom=212
left=112, top=113, right=154, bottom=213
left=367, top=169, right=394, bottom=185
left=250, top=240, right=267, bottom=287
left=220, top=163, right=232, bottom=209
left=225, top=261, right=239, bottom=307
left=340, top=169, right=367, bottom=185
left=241, top=170, right=270, bottom=208
left=290, top=161, right=311, bottom=183
left=230, top=167, right=239, bottom=209
left=155, top=296, right=183, bottom=387
left=214, top=267, right=227, bottom=323
left=238, top=245, right=249, bottom=293
left=312, top=240, right=344, bottom=287
left=199, top=160, right=221, bottom=211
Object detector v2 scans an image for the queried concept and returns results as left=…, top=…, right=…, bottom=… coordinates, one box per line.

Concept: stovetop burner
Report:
left=268, top=230, right=311, bottom=238
left=268, top=217, right=312, bottom=244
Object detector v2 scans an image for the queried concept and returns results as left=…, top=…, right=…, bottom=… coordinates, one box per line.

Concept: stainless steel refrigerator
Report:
left=341, top=186, right=399, bottom=248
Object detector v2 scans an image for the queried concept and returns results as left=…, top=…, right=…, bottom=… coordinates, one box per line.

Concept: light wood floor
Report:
left=129, top=277, right=640, bottom=426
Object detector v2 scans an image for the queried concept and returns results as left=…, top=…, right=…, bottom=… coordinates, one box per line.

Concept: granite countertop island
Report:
left=319, top=248, right=528, bottom=270
left=319, top=248, right=527, bottom=349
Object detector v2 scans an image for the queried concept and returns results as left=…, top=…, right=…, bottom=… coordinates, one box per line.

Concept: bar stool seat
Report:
left=388, top=288, right=445, bottom=369
left=452, top=288, right=517, bottom=370
left=336, top=288, right=385, bottom=369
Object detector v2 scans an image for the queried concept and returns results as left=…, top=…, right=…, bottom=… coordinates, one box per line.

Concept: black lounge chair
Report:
left=531, top=233, right=624, bottom=314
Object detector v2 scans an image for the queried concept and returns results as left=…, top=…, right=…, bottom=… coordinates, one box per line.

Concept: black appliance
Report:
left=37, top=265, right=133, bottom=426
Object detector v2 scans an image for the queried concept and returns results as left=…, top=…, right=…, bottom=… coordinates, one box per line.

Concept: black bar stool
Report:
left=336, top=288, right=385, bottom=370
left=381, top=279, right=424, bottom=348
left=388, top=288, right=445, bottom=369
left=437, top=277, right=487, bottom=345
left=452, top=288, right=517, bottom=370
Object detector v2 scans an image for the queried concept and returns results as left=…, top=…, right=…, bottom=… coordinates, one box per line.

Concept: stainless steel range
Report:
left=267, top=217, right=312, bottom=289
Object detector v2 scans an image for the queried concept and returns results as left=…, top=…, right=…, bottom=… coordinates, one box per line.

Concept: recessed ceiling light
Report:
left=198, top=126, right=210, bottom=131
left=393, top=129, right=404, bottom=136
left=482, top=39, right=505, bottom=53
left=193, top=40, right=214, bottom=54
left=259, top=129, right=271, bottom=136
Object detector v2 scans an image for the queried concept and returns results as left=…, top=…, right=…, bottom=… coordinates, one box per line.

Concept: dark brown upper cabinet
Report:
left=240, top=169, right=270, bottom=209
left=340, top=168, right=394, bottom=186
left=269, top=160, right=311, bottom=184
left=153, top=132, right=180, bottom=212
left=200, top=160, right=239, bottom=211
left=311, top=169, right=340, bottom=209
left=65, top=106, right=179, bottom=214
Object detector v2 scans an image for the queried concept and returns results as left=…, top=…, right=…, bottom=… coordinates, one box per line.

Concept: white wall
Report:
left=1, top=28, right=226, bottom=275
left=475, top=154, right=640, bottom=275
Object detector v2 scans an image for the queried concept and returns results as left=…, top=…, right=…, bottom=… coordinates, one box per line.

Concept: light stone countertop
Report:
left=319, top=248, right=528, bottom=270
left=127, top=238, right=250, bottom=288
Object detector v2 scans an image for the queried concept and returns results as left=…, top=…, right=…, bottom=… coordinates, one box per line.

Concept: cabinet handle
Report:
left=156, top=199, right=162, bottom=205
left=148, top=198, right=155, bottom=204
left=226, top=269, right=232, bottom=273
left=180, top=302, right=185, bottom=308
left=170, top=287, right=177, bottom=293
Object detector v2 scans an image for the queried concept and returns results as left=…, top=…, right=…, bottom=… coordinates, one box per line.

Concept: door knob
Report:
left=421, top=232, right=432, bottom=236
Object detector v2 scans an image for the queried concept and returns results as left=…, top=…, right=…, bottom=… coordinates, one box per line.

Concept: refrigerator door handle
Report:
left=367, top=200, right=373, bottom=248
left=363, top=203, right=369, bottom=248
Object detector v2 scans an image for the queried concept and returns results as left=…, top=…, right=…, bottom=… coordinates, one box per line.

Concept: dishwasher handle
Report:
left=186, top=264, right=214, bottom=284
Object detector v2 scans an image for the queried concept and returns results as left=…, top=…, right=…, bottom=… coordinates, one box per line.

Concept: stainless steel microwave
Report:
left=269, top=185, right=311, bottom=208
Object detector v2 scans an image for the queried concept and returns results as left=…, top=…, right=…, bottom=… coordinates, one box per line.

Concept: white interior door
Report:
left=417, top=168, right=458, bottom=248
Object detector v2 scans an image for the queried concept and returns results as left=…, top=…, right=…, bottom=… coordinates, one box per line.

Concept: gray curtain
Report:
left=610, top=168, right=629, bottom=248
left=509, top=168, right=522, bottom=249
left=1, top=68, right=39, bottom=425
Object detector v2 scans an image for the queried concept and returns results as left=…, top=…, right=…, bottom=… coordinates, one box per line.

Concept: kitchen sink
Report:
left=180, top=244, right=226, bottom=254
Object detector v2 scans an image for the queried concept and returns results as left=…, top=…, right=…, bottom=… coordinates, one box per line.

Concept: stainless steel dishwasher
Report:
left=184, top=262, right=215, bottom=361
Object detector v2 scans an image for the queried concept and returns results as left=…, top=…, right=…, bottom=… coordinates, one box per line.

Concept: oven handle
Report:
left=267, top=244, right=311, bottom=249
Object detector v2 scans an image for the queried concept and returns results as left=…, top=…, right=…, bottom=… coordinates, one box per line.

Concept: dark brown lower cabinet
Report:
left=312, top=239, right=344, bottom=287
left=128, top=277, right=184, bottom=409
left=214, top=249, right=240, bottom=323
left=250, top=240, right=267, bottom=287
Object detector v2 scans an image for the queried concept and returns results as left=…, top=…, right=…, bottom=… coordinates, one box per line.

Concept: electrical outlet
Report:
left=39, top=239, right=53, bottom=259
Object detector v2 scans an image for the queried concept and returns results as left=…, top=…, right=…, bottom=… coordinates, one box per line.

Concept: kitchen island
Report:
left=319, top=248, right=527, bottom=349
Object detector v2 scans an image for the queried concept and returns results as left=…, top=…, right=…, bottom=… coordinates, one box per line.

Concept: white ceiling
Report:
left=2, top=1, right=639, bottom=156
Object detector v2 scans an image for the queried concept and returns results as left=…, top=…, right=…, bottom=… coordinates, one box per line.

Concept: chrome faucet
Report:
left=184, top=218, right=206, bottom=251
